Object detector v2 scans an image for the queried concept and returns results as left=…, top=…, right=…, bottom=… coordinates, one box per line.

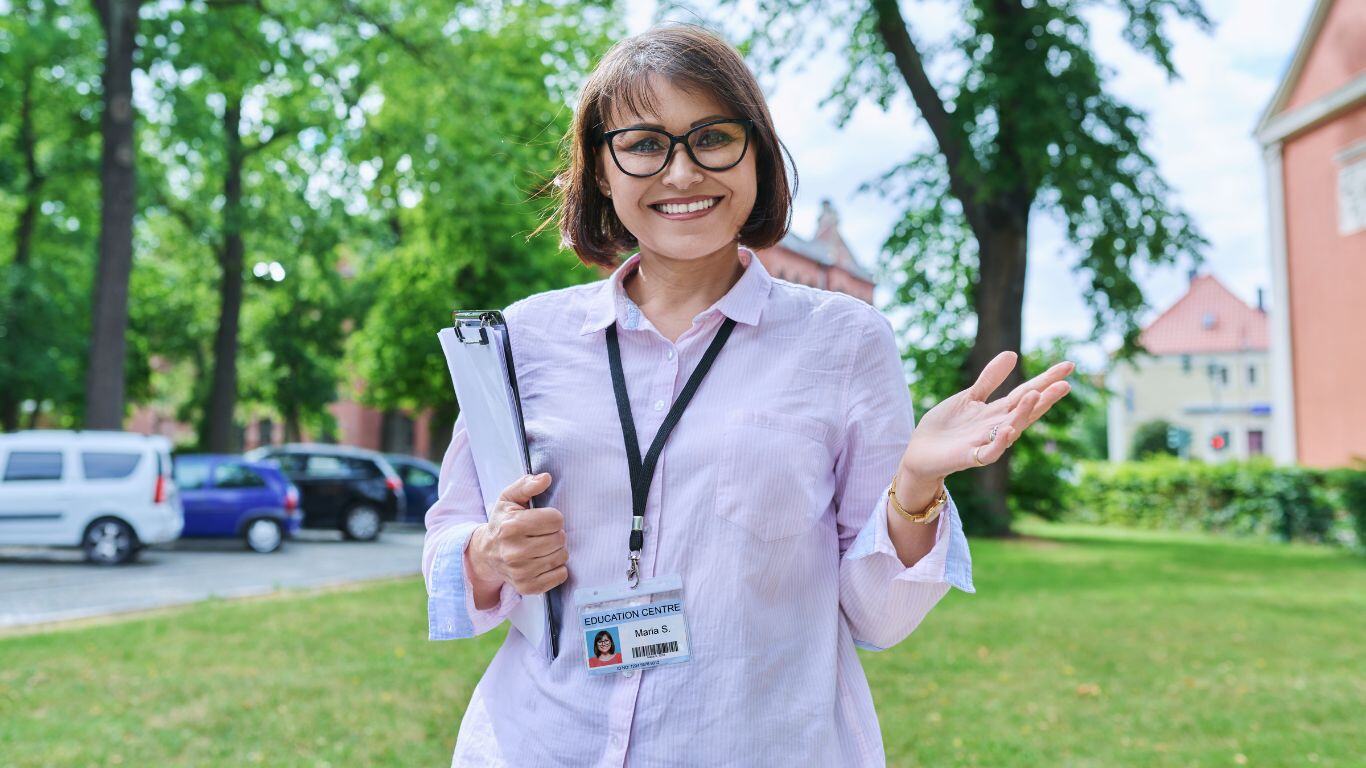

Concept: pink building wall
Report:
left=1282, top=104, right=1366, bottom=467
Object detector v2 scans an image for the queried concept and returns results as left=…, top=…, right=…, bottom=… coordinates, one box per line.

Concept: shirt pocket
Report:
left=711, top=408, right=835, bottom=542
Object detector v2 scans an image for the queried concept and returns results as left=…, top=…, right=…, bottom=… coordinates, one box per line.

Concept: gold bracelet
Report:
left=888, top=470, right=948, bottom=524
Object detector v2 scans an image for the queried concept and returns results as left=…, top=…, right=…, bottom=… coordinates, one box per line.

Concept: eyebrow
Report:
left=616, top=114, right=732, bottom=132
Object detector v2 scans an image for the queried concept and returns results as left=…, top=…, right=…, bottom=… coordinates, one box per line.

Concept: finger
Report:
left=498, top=472, right=552, bottom=507
left=988, top=360, right=1075, bottom=414
left=973, top=422, right=1016, bottom=466
left=966, top=351, right=1018, bottom=402
left=515, top=506, right=565, bottom=536
left=523, top=565, right=569, bottom=596
left=511, top=546, right=569, bottom=580
left=516, top=529, right=567, bottom=559
left=1024, top=380, right=1072, bottom=424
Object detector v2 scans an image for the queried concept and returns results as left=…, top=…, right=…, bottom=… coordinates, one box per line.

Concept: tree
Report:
left=730, top=0, right=1209, bottom=534
left=85, top=0, right=144, bottom=429
left=0, top=0, right=102, bottom=430
left=141, top=0, right=352, bottom=450
left=344, top=0, right=617, bottom=434
left=1131, top=418, right=1180, bottom=460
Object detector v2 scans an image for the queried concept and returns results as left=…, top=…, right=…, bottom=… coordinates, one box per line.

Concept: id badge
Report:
left=573, top=574, right=692, bottom=676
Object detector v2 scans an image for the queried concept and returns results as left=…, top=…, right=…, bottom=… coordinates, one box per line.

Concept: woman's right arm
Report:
left=423, top=413, right=568, bottom=641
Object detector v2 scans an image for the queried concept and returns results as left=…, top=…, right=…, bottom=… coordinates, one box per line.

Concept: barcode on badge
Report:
left=631, top=641, right=679, bottom=659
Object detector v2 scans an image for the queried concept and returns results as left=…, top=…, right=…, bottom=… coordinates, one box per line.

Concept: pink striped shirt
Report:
left=423, top=246, right=974, bottom=767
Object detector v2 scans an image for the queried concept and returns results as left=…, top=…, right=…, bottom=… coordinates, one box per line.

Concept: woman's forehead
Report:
left=603, top=74, right=733, bottom=130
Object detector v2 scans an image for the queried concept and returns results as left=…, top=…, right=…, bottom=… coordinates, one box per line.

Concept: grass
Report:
left=2, top=523, right=1363, bottom=767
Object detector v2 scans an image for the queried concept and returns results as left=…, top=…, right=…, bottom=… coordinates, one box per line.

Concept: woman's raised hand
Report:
left=899, top=352, right=1075, bottom=482
left=468, top=472, right=569, bottom=597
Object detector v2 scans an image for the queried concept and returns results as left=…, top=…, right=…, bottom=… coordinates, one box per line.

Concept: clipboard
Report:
left=437, top=309, right=561, bottom=659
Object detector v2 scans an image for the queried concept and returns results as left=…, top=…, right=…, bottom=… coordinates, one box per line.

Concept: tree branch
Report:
left=868, top=0, right=986, bottom=233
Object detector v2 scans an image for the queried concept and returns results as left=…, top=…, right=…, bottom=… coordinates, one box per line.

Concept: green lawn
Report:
left=3, top=522, right=1363, bottom=767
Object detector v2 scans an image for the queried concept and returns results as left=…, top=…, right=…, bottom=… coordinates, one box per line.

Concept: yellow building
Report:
left=1107, top=273, right=1273, bottom=462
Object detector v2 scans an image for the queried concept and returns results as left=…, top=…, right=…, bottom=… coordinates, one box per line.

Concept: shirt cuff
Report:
left=843, top=484, right=976, bottom=594
left=427, top=522, right=524, bottom=640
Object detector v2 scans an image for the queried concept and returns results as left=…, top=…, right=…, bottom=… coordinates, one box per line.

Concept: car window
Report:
left=304, top=454, right=353, bottom=479
left=213, top=463, right=267, bottom=489
left=346, top=457, right=383, bottom=479
left=173, top=460, right=212, bottom=491
left=3, top=451, right=64, bottom=482
left=82, top=451, right=143, bottom=480
left=402, top=466, right=437, bottom=488
left=270, top=453, right=307, bottom=474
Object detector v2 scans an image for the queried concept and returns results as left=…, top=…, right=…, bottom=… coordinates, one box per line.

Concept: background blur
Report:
left=1, top=0, right=1363, bottom=765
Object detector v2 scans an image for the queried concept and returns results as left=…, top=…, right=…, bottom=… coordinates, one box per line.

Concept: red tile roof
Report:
left=1139, top=274, right=1270, bottom=355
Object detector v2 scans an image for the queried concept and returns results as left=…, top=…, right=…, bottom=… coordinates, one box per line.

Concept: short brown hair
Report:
left=535, top=24, right=797, bottom=268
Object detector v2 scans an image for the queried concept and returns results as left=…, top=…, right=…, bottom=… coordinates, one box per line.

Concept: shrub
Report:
left=1070, top=457, right=1337, bottom=543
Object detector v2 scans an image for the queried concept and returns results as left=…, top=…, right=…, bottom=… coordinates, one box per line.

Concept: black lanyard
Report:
left=606, top=316, right=737, bottom=587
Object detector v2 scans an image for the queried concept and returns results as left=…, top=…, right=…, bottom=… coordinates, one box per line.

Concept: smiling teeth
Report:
left=655, top=198, right=717, bottom=215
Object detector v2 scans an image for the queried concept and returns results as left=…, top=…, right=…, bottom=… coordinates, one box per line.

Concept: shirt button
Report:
left=653, top=400, right=665, bottom=411
left=666, top=349, right=675, bottom=360
left=611, top=734, right=623, bottom=747
left=622, top=669, right=635, bottom=678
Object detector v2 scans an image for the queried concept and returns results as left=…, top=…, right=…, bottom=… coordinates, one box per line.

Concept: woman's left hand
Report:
left=899, top=352, right=1076, bottom=482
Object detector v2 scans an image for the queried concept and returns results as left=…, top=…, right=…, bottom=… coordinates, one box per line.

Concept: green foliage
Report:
left=0, top=0, right=102, bottom=428
left=1069, top=457, right=1340, bottom=543
left=1323, top=463, right=1366, bottom=549
left=1130, top=417, right=1179, bottom=459
left=345, top=0, right=618, bottom=416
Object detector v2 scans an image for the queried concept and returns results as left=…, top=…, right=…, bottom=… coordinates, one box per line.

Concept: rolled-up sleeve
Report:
left=834, top=311, right=975, bottom=652
left=423, top=412, right=523, bottom=641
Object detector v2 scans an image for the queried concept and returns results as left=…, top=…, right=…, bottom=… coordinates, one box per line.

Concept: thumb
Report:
left=499, top=472, right=551, bottom=506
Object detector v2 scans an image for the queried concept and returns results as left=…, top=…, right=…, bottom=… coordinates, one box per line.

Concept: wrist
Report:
left=466, top=524, right=503, bottom=588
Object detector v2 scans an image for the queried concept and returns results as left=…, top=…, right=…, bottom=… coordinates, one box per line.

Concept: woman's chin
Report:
left=638, top=232, right=739, bottom=261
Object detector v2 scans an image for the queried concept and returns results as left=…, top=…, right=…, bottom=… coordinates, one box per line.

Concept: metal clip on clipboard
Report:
left=439, top=310, right=561, bottom=659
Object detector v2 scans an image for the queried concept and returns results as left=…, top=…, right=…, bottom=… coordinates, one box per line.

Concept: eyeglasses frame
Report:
left=599, top=117, right=756, bottom=178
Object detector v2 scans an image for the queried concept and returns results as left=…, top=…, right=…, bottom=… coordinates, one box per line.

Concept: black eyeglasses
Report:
left=600, top=118, right=754, bottom=178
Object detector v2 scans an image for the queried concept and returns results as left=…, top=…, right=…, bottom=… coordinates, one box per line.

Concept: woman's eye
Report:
left=695, top=130, right=734, bottom=148
left=625, top=137, right=664, bottom=153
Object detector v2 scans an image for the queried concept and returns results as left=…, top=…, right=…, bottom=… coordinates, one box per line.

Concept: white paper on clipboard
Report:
left=438, top=313, right=558, bottom=659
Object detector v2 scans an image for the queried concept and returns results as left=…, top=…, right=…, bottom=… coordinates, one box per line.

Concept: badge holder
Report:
left=573, top=574, right=692, bottom=676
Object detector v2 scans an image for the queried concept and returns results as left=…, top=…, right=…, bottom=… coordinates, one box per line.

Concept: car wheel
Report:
left=83, top=519, right=139, bottom=565
left=244, top=518, right=284, bottom=553
left=342, top=504, right=383, bottom=542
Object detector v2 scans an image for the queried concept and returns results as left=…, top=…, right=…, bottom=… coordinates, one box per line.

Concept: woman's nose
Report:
left=661, top=145, right=704, bottom=189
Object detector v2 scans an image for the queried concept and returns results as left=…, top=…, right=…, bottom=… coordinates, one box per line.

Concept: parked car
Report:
left=172, top=454, right=302, bottom=553
left=0, top=430, right=182, bottom=565
left=384, top=454, right=440, bottom=525
left=243, top=444, right=404, bottom=541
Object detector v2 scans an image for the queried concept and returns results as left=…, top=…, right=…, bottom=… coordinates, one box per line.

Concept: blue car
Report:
left=385, top=454, right=441, bottom=525
left=172, top=454, right=302, bottom=553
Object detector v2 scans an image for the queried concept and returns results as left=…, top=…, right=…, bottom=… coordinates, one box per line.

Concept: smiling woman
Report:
left=427, top=21, right=1071, bottom=768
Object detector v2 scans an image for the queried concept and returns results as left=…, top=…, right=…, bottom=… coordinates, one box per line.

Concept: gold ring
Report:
left=972, top=445, right=986, bottom=467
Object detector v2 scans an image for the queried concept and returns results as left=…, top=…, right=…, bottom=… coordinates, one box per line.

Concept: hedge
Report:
left=1068, top=457, right=1366, bottom=546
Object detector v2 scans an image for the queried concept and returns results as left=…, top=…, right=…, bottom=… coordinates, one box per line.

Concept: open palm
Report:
left=902, top=352, right=1075, bottom=481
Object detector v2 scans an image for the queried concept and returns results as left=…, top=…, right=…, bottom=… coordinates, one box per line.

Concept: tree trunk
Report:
left=2, top=68, right=41, bottom=433
left=963, top=202, right=1030, bottom=535
left=205, top=97, right=246, bottom=452
left=84, top=0, right=142, bottom=430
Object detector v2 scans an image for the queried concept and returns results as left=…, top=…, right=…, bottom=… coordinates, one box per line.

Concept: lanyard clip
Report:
left=626, top=553, right=641, bottom=589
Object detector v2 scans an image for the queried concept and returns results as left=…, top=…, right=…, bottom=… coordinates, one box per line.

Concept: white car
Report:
left=0, top=430, right=184, bottom=564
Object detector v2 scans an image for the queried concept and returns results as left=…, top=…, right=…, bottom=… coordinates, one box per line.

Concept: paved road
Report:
left=0, top=525, right=426, bottom=629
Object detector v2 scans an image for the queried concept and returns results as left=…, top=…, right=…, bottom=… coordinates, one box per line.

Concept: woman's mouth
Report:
left=648, top=195, right=723, bottom=220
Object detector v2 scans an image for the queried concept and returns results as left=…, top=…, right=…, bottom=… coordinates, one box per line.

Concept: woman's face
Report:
left=597, top=74, right=758, bottom=262
left=596, top=634, right=613, bottom=654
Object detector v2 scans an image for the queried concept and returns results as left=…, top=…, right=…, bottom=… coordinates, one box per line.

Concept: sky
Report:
left=625, top=0, right=1318, bottom=368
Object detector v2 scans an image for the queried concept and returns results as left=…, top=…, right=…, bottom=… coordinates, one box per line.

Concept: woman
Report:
left=588, top=630, right=623, bottom=668
left=422, top=23, right=1073, bottom=766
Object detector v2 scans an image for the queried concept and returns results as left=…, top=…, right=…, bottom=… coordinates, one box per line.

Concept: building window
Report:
left=1248, top=430, right=1265, bottom=456
left=1181, top=355, right=1191, bottom=373
left=1247, top=365, right=1256, bottom=385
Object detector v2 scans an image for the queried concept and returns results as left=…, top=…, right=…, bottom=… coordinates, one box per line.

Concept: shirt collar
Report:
left=578, top=246, right=773, bottom=336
